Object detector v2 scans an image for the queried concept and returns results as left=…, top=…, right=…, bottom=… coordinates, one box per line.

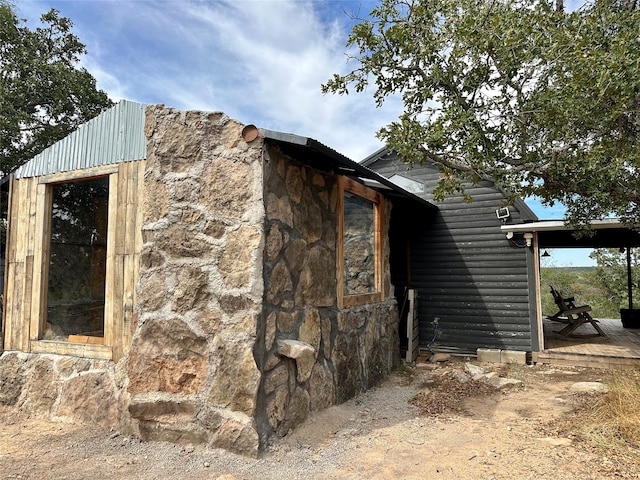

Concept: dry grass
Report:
left=550, top=369, right=640, bottom=473
left=579, top=369, right=640, bottom=450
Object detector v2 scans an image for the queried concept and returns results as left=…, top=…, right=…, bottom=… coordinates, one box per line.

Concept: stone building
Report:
left=0, top=101, right=434, bottom=455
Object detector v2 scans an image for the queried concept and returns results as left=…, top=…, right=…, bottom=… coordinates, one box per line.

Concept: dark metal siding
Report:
left=370, top=154, right=535, bottom=354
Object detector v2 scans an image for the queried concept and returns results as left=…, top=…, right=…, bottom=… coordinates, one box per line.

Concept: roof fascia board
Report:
left=501, top=218, right=627, bottom=233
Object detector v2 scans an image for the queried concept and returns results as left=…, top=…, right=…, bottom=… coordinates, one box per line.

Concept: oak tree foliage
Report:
left=323, top=0, right=640, bottom=225
left=0, top=4, right=112, bottom=174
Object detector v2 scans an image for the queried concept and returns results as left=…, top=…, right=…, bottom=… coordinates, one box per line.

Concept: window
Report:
left=44, top=177, right=109, bottom=344
left=388, top=174, right=425, bottom=194
left=338, top=177, right=384, bottom=308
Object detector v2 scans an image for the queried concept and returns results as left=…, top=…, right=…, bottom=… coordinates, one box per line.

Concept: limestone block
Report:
left=0, top=353, right=26, bottom=406
left=266, top=193, right=293, bottom=227
left=55, top=356, right=91, bottom=378
left=200, top=158, right=254, bottom=220
left=285, top=165, right=304, bottom=204
left=312, top=172, right=325, bottom=187
left=296, top=355, right=315, bottom=383
left=137, top=271, right=167, bottom=312
left=501, top=350, right=527, bottom=365
left=266, top=261, right=293, bottom=305
left=143, top=176, right=169, bottom=222
left=155, top=225, right=213, bottom=259
left=265, top=312, right=277, bottom=351
left=281, top=387, right=310, bottom=433
left=264, top=363, right=289, bottom=394
left=295, top=246, right=335, bottom=307
left=292, top=196, right=322, bottom=243
left=196, top=404, right=224, bottom=431
left=321, top=316, right=332, bottom=359
left=277, top=311, right=298, bottom=334
left=181, top=208, right=203, bottom=225
left=210, top=419, right=260, bottom=457
left=195, top=309, right=223, bottom=335
left=277, top=339, right=315, bottom=359
left=19, top=357, right=58, bottom=415
left=204, top=219, right=227, bottom=239
left=154, top=119, right=203, bottom=173
left=138, top=420, right=208, bottom=445
left=128, top=399, right=196, bottom=422
left=218, top=295, right=258, bottom=314
left=127, top=318, right=208, bottom=394
left=266, top=224, right=283, bottom=260
left=332, top=331, right=362, bottom=403
left=309, top=361, right=335, bottom=411
left=208, top=336, right=260, bottom=415
left=172, top=266, right=210, bottom=314
left=144, top=106, right=157, bottom=138
left=299, top=308, right=321, bottom=355
left=266, top=387, right=288, bottom=430
left=58, top=372, right=118, bottom=427
left=570, top=382, right=609, bottom=393
left=219, top=226, right=261, bottom=289
left=140, top=247, right=165, bottom=269
left=172, top=178, right=200, bottom=204
left=220, top=120, right=244, bottom=149
left=284, top=238, right=307, bottom=273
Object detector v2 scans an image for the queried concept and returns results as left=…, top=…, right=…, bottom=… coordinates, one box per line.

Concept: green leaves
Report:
left=323, top=0, right=640, bottom=224
left=0, top=6, right=112, bottom=174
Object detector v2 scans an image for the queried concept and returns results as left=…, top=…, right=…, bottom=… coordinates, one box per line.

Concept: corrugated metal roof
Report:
left=257, top=128, right=437, bottom=210
left=14, top=100, right=146, bottom=179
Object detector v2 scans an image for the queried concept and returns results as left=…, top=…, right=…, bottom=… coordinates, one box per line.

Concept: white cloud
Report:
left=16, top=0, right=392, bottom=160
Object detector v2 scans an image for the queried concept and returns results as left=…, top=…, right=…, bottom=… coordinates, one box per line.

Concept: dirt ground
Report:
left=1, top=358, right=637, bottom=480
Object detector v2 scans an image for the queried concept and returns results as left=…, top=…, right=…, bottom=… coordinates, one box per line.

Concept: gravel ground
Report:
left=1, top=358, right=637, bottom=480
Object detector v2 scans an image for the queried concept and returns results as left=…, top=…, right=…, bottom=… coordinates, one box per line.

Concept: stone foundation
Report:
left=0, top=351, right=119, bottom=427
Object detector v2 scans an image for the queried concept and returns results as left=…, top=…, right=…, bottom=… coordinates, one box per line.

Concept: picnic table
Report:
left=548, top=286, right=607, bottom=337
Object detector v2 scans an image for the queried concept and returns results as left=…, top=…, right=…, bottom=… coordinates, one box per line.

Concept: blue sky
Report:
left=15, top=0, right=595, bottom=266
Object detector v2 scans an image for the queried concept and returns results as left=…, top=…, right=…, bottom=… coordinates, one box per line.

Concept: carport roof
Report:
left=502, top=219, right=640, bottom=248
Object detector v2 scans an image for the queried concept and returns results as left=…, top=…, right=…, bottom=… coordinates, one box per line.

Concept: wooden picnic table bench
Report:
left=548, top=286, right=607, bottom=337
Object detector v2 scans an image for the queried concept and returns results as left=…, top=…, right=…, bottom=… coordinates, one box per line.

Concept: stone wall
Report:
left=255, top=146, right=399, bottom=444
left=124, top=105, right=266, bottom=455
left=0, top=105, right=401, bottom=456
left=0, top=351, right=120, bottom=426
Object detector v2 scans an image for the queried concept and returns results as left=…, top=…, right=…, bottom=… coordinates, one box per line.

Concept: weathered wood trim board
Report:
left=3, top=160, right=145, bottom=361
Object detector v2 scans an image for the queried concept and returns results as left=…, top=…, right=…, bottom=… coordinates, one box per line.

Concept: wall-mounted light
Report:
left=523, top=232, right=533, bottom=247
left=542, top=250, right=551, bottom=257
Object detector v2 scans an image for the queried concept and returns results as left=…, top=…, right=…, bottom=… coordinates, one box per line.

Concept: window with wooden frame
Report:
left=338, top=177, right=384, bottom=308
left=4, top=161, right=142, bottom=361
left=26, top=166, right=119, bottom=360
left=44, top=176, right=109, bottom=344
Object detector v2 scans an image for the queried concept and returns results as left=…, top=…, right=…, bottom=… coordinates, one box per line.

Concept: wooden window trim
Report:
left=337, top=176, right=384, bottom=309
left=30, top=170, right=117, bottom=359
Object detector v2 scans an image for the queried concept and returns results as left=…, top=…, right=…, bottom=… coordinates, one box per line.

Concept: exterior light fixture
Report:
left=523, top=232, right=533, bottom=247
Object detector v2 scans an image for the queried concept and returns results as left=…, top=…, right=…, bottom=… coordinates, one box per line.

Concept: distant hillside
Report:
left=540, top=266, right=620, bottom=319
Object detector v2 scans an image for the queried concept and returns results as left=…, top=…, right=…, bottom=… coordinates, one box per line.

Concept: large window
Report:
left=44, top=177, right=109, bottom=344
left=338, top=177, right=384, bottom=308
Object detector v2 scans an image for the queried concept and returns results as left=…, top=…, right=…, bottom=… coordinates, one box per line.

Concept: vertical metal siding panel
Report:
left=14, top=100, right=146, bottom=179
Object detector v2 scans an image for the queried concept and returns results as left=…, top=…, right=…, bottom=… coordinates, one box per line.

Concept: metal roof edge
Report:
left=360, top=146, right=390, bottom=167
left=501, top=218, right=628, bottom=233
left=14, top=100, right=147, bottom=179
left=257, top=128, right=437, bottom=211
